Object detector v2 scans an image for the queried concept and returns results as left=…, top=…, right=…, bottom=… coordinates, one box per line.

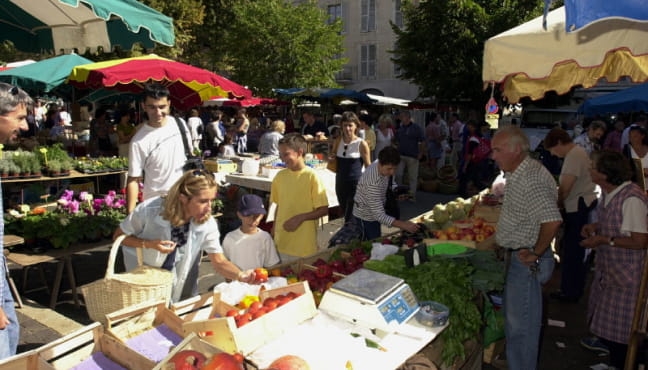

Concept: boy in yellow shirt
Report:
left=270, top=133, right=328, bottom=257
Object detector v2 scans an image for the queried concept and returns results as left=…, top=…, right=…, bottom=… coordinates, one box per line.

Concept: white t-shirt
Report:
left=128, top=116, right=190, bottom=200
left=603, top=181, right=648, bottom=236
left=222, top=228, right=280, bottom=271
left=188, top=116, right=203, bottom=141
left=59, top=111, right=72, bottom=126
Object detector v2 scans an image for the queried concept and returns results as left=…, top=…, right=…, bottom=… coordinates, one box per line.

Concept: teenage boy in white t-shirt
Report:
left=223, top=194, right=280, bottom=271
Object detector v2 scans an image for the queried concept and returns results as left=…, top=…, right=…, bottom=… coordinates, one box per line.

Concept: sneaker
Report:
left=580, top=336, right=610, bottom=355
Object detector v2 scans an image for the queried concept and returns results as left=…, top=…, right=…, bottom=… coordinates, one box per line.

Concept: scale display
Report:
left=377, top=284, right=418, bottom=324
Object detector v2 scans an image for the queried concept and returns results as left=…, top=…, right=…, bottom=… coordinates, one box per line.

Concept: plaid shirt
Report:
left=589, top=182, right=648, bottom=343
left=496, top=156, right=562, bottom=249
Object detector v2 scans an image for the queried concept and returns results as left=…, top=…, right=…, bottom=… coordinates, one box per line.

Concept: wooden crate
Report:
left=154, top=332, right=257, bottom=370
left=182, top=281, right=317, bottom=355
left=424, top=233, right=497, bottom=251
left=483, top=338, right=505, bottom=364
left=33, top=322, right=152, bottom=370
left=170, top=291, right=221, bottom=323
left=0, top=350, right=47, bottom=370
left=473, top=204, right=501, bottom=223
left=104, top=300, right=186, bottom=366
left=300, top=246, right=339, bottom=266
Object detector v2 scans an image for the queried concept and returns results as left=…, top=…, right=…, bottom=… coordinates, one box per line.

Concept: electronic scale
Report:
left=318, top=268, right=420, bottom=333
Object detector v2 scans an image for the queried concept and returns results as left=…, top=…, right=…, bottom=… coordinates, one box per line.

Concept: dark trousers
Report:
left=458, top=160, right=489, bottom=197
left=560, top=197, right=596, bottom=299
left=600, top=338, right=628, bottom=369
left=336, top=179, right=359, bottom=223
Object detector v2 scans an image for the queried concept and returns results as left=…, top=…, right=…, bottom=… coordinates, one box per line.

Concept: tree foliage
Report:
left=392, top=0, right=545, bottom=106
left=203, top=0, right=346, bottom=96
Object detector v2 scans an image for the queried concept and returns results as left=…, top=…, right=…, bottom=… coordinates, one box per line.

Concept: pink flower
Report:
left=79, top=192, right=92, bottom=202
left=113, top=199, right=126, bottom=208
left=93, top=199, right=105, bottom=213
left=66, top=200, right=80, bottom=214
left=61, top=190, right=74, bottom=201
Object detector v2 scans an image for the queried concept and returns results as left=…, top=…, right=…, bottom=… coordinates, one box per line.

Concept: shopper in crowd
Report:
left=44, top=105, right=60, bottom=130
left=458, top=120, right=491, bottom=197
left=116, top=107, right=136, bottom=158
left=603, top=120, right=625, bottom=152
left=375, top=114, right=394, bottom=156
left=425, top=112, right=445, bottom=171
left=353, top=147, right=419, bottom=240
left=620, top=114, right=648, bottom=149
left=205, top=110, right=225, bottom=154
left=301, top=111, right=329, bottom=138
left=580, top=150, right=648, bottom=369
left=218, top=133, right=236, bottom=158
left=258, top=120, right=285, bottom=158
left=115, top=170, right=256, bottom=302
left=89, top=107, right=113, bottom=156
left=622, top=125, right=648, bottom=187
left=394, top=110, right=425, bottom=201
left=574, top=120, right=606, bottom=154
left=234, top=108, right=250, bottom=154
left=0, top=83, right=31, bottom=359
left=492, top=126, right=562, bottom=370
left=331, top=112, right=371, bottom=223
left=543, top=128, right=597, bottom=303
left=270, top=133, right=328, bottom=257
left=222, top=194, right=280, bottom=271
left=448, top=113, right=465, bottom=169
left=187, top=108, right=203, bottom=151
left=359, top=114, right=376, bottom=160
left=126, top=83, right=192, bottom=212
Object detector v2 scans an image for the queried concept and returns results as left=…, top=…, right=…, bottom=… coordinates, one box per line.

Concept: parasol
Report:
left=66, top=54, right=252, bottom=109
left=204, top=97, right=289, bottom=107
left=0, top=54, right=93, bottom=93
left=483, top=6, right=648, bottom=103
left=564, top=0, right=648, bottom=32
left=578, top=82, right=648, bottom=116
left=274, top=88, right=377, bottom=104
left=0, top=0, right=175, bottom=54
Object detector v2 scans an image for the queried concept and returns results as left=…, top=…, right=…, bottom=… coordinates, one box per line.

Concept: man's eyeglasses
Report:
left=343, top=144, right=348, bottom=157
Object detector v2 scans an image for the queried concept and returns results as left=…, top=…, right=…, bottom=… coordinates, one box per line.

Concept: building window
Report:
left=361, top=0, right=376, bottom=32
left=394, top=0, right=403, bottom=28
left=327, top=4, right=341, bottom=24
left=361, top=44, right=377, bottom=78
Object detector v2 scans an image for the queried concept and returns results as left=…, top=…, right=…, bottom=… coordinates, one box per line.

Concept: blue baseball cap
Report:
left=238, top=194, right=267, bottom=216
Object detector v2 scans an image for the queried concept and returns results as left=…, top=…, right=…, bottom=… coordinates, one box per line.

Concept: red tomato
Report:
left=264, top=300, right=278, bottom=311
left=226, top=309, right=239, bottom=317
left=248, top=301, right=263, bottom=314
left=254, top=268, right=269, bottom=282
left=286, top=292, right=298, bottom=299
left=252, top=308, right=267, bottom=320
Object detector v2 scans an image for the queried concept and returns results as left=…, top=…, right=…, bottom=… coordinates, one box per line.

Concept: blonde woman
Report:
left=331, top=112, right=371, bottom=222
left=375, top=113, right=394, bottom=155
left=114, top=170, right=256, bottom=302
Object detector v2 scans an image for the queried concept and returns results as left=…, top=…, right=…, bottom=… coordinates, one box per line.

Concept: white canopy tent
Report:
left=483, top=6, right=648, bottom=102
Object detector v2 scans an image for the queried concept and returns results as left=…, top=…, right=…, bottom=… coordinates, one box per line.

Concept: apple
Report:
left=449, top=232, right=460, bottom=240
left=475, top=234, right=486, bottom=242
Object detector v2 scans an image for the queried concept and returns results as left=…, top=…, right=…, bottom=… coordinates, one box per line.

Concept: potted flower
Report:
left=48, top=159, right=62, bottom=177
left=30, top=156, right=42, bottom=178
left=8, top=162, right=19, bottom=179
left=60, top=159, right=72, bottom=176
left=0, top=160, right=8, bottom=179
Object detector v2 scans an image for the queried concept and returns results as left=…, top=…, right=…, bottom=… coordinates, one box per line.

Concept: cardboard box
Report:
left=204, top=159, right=238, bottom=174
left=182, top=281, right=317, bottom=355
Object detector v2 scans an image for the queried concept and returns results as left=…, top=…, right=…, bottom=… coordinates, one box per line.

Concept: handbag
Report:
left=326, top=137, right=341, bottom=173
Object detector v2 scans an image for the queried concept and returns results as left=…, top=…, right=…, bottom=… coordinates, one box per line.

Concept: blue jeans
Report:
left=504, top=248, right=554, bottom=370
left=357, top=217, right=381, bottom=241
left=0, top=280, right=19, bottom=359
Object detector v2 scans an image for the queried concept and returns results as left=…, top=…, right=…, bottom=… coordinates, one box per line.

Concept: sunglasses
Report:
left=191, top=169, right=214, bottom=179
left=343, top=144, right=348, bottom=157
left=9, top=86, right=18, bottom=96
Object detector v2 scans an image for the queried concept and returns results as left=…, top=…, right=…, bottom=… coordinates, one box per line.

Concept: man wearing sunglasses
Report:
left=0, top=83, right=31, bottom=359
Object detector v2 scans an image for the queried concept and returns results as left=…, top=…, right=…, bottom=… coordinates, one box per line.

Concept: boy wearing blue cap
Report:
left=223, top=194, right=280, bottom=270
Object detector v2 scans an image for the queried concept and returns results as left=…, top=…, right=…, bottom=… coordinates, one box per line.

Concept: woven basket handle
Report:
left=105, top=234, right=145, bottom=279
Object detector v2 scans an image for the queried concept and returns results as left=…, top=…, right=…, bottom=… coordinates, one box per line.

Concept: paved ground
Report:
left=7, top=190, right=629, bottom=369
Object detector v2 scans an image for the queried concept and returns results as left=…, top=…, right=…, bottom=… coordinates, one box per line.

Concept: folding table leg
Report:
left=6, top=274, right=22, bottom=308
left=64, top=256, right=80, bottom=308
left=49, top=260, right=65, bottom=309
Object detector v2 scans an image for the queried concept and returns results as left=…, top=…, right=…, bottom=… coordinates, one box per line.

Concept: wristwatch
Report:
left=609, top=237, right=615, bottom=246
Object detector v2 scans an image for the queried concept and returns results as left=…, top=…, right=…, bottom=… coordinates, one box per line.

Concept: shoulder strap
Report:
left=173, top=116, right=193, bottom=157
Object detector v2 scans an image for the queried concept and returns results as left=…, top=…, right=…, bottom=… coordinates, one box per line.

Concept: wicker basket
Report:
left=437, top=165, right=458, bottom=182
left=438, top=180, right=460, bottom=195
left=81, top=235, right=173, bottom=325
left=420, top=179, right=440, bottom=193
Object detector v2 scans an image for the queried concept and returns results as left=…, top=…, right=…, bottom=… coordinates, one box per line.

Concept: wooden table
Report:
left=5, top=240, right=109, bottom=309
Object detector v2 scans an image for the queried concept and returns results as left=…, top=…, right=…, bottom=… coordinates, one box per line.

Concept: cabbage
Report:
left=433, top=209, right=450, bottom=225
left=450, top=208, right=466, bottom=221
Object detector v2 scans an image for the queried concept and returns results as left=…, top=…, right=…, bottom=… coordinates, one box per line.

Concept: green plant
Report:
left=30, top=156, right=41, bottom=174
left=0, top=159, right=8, bottom=175
left=48, top=159, right=62, bottom=173
left=60, top=159, right=72, bottom=172
left=8, top=161, right=19, bottom=175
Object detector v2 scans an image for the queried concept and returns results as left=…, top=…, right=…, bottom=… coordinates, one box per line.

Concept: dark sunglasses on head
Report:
left=343, top=144, right=348, bottom=157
